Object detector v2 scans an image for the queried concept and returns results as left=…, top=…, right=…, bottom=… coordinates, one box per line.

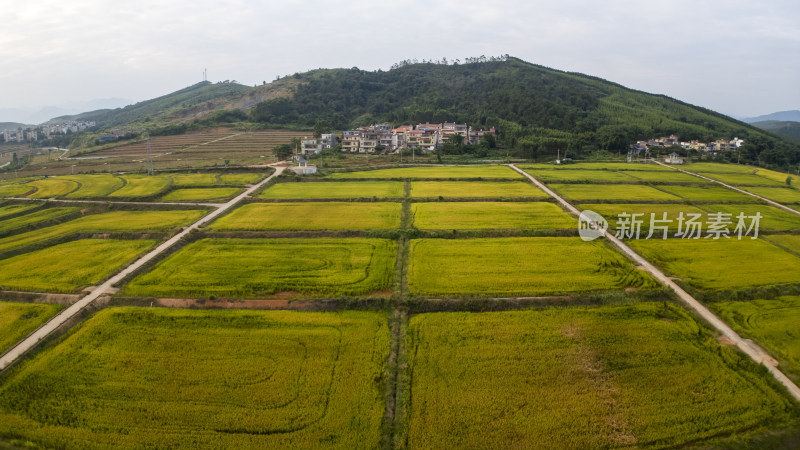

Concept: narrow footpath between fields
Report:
left=509, top=163, right=800, bottom=402
left=0, top=165, right=285, bottom=371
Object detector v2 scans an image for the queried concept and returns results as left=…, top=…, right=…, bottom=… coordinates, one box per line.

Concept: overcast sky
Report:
left=2, top=0, right=798, bottom=121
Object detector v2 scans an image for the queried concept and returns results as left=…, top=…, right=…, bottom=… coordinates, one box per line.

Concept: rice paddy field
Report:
left=410, top=181, right=546, bottom=198
left=0, top=210, right=206, bottom=255
left=697, top=172, right=786, bottom=186
left=656, top=184, right=757, bottom=202
left=2, top=162, right=800, bottom=448
left=712, top=296, right=800, bottom=383
left=548, top=184, right=683, bottom=202
left=406, top=304, right=798, bottom=449
left=260, top=181, right=404, bottom=199
left=408, top=237, right=656, bottom=296
left=209, top=202, right=402, bottom=230
left=0, top=301, right=63, bottom=355
left=0, top=308, right=389, bottom=449
left=0, top=239, right=156, bottom=293
left=327, top=165, right=522, bottom=179
left=160, top=187, right=242, bottom=202
left=410, top=202, right=574, bottom=230
left=576, top=203, right=710, bottom=235
left=125, top=238, right=397, bottom=298
left=0, top=184, right=34, bottom=197
left=741, top=186, right=800, bottom=204
left=629, top=238, right=800, bottom=290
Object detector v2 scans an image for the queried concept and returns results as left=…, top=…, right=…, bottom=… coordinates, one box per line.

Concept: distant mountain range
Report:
left=0, top=98, right=132, bottom=125
left=742, top=110, right=800, bottom=123
left=751, top=120, right=800, bottom=143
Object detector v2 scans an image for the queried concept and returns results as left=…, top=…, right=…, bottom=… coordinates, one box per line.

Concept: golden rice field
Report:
left=0, top=207, right=80, bottom=235
left=406, top=304, right=798, bottom=448
left=410, top=181, right=546, bottom=198
left=0, top=301, right=63, bottom=355
left=0, top=239, right=156, bottom=293
left=160, top=187, right=242, bottom=202
left=209, top=202, right=402, bottom=231
left=548, top=184, right=683, bottom=201
left=0, top=308, right=388, bottom=449
left=741, top=186, right=800, bottom=204
left=408, top=237, right=657, bottom=296
left=125, top=238, right=397, bottom=298
left=656, top=184, right=757, bottom=202
left=410, top=202, right=574, bottom=230
left=260, top=181, right=404, bottom=199
left=327, top=165, right=523, bottom=179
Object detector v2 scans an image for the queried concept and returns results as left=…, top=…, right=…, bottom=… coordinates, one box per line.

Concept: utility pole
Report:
left=145, top=133, right=154, bottom=176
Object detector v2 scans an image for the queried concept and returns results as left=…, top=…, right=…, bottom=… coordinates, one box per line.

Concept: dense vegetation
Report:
left=0, top=302, right=62, bottom=354
left=0, top=308, right=389, bottom=449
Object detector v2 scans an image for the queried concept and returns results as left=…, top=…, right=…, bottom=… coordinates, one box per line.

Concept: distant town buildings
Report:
left=635, top=135, right=745, bottom=153
left=300, top=134, right=339, bottom=155
left=339, top=122, right=496, bottom=154
left=1, top=121, right=96, bottom=143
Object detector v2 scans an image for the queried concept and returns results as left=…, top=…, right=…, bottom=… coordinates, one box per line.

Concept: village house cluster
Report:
left=635, top=135, right=745, bottom=153
left=1, top=121, right=96, bottom=143
left=300, top=122, right=496, bottom=155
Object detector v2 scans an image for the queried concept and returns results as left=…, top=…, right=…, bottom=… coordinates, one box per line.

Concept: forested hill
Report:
left=250, top=57, right=797, bottom=165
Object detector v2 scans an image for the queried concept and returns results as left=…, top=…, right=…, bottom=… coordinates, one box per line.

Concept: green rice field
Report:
left=0, top=210, right=206, bottom=254
left=657, top=184, right=757, bottom=202
left=629, top=238, right=800, bottom=290
left=125, top=238, right=397, bottom=298
left=620, top=170, right=711, bottom=183
left=741, top=186, right=800, bottom=204
left=712, top=296, right=800, bottom=383
left=260, top=181, right=404, bottom=199
left=0, top=204, right=39, bottom=219
left=327, top=165, right=522, bottom=179
left=410, top=181, right=545, bottom=198
left=63, top=174, right=124, bottom=198
left=170, top=173, right=219, bottom=186
left=699, top=204, right=800, bottom=232
left=209, top=202, right=402, bottom=231
left=26, top=178, right=79, bottom=198
left=108, top=175, right=172, bottom=197
left=548, top=184, right=683, bottom=201
left=0, top=207, right=80, bottom=235
left=577, top=204, right=709, bottom=235
left=0, top=301, right=63, bottom=355
left=697, top=172, right=786, bottom=186
left=219, top=173, right=265, bottom=185
left=766, top=234, right=800, bottom=254
left=406, top=304, right=797, bottom=449
left=0, top=239, right=156, bottom=293
left=408, top=237, right=656, bottom=296
left=411, top=202, right=574, bottom=230
left=0, top=308, right=389, bottom=449
left=518, top=162, right=671, bottom=171
left=0, top=185, right=34, bottom=197
left=522, top=169, right=638, bottom=183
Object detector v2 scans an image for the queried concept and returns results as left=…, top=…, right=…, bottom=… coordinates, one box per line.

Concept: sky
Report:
left=1, top=0, right=798, bottom=122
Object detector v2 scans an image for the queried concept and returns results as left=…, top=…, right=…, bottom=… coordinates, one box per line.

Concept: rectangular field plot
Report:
left=411, top=202, right=573, bottom=230
left=741, top=186, right=800, bottom=204
left=209, top=202, right=402, bottom=231
left=408, top=237, right=656, bottom=297
left=170, top=173, right=219, bottom=186
left=0, top=301, right=62, bottom=355
left=0, top=308, right=388, bottom=449
left=125, top=238, right=397, bottom=298
left=0, top=239, right=156, bottom=293
left=620, top=170, right=711, bottom=183
left=0, top=207, right=79, bottom=235
left=766, top=234, right=800, bottom=253
left=577, top=204, right=709, bottom=234
left=406, top=304, right=797, bottom=449
left=327, top=165, right=522, bottom=179
left=219, top=173, right=266, bottom=185
left=712, top=296, right=800, bottom=383
left=518, top=162, right=671, bottom=171
left=160, top=187, right=241, bottom=202
left=260, top=181, right=404, bottom=199
left=697, top=172, right=785, bottom=186
left=703, top=204, right=800, bottom=231
left=548, top=184, right=683, bottom=202
left=657, top=184, right=757, bottom=202
left=0, top=210, right=205, bottom=255
left=523, top=169, right=638, bottom=183
left=410, top=181, right=545, bottom=199
left=677, top=162, right=759, bottom=173
left=629, top=238, right=800, bottom=290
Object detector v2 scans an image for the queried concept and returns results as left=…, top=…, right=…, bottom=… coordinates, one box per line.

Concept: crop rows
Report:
left=0, top=302, right=63, bottom=355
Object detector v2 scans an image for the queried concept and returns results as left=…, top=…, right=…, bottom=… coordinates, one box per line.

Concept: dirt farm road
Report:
left=0, top=165, right=285, bottom=371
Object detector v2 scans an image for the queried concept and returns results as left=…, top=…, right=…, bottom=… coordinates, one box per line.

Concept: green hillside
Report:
left=752, top=120, right=800, bottom=143
left=48, top=81, right=251, bottom=128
